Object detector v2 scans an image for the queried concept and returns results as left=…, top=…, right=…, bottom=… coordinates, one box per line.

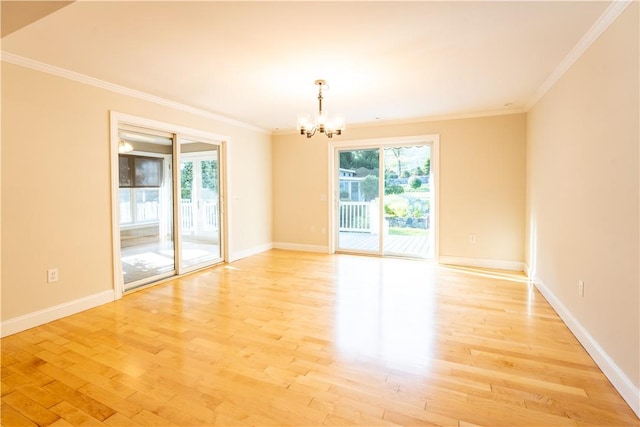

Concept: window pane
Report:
left=179, top=148, right=221, bottom=271
left=337, top=148, right=380, bottom=253
left=119, top=189, right=132, bottom=224
left=119, top=156, right=132, bottom=187
left=134, top=157, right=163, bottom=187
left=135, top=189, right=159, bottom=222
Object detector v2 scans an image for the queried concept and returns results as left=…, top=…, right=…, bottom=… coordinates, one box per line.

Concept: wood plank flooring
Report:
left=2, top=250, right=638, bottom=426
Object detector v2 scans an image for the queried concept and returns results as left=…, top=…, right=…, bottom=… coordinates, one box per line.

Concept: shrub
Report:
left=384, top=195, right=409, bottom=218
left=409, top=176, right=422, bottom=189
left=385, top=185, right=404, bottom=195
left=385, top=195, right=431, bottom=220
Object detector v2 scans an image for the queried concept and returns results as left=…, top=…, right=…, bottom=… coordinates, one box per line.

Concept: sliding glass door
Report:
left=179, top=140, right=222, bottom=271
left=118, top=129, right=175, bottom=288
left=335, top=142, right=434, bottom=259
left=113, top=118, right=226, bottom=293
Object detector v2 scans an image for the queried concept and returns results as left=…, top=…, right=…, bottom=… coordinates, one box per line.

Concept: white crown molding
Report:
left=0, top=51, right=270, bottom=134
left=272, top=108, right=526, bottom=137
left=352, top=108, right=527, bottom=129
left=526, top=0, right=633, bottom=110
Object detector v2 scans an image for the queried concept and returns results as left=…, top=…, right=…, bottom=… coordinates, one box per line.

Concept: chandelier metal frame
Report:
left=297, top=80, right=344, bottom=139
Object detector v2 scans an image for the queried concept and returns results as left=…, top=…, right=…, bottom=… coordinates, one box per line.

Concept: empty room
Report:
left=1, top=1, right=638, bottom=426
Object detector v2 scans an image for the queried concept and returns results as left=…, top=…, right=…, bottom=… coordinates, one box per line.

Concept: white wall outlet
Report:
left=47, top=268, right=59, bottom=283
left=578, top=280, right=584, bottom=297
left=310, top=226, right=315, bottom=233
left=469, top=234, right=477, bottom=244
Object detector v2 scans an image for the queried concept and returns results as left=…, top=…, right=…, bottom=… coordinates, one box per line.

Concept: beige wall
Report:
left=273, top=113, right=527, bottom=264
left=527, top=2, right=639, bottom=394
left=1, top=62, right=272, bottom=321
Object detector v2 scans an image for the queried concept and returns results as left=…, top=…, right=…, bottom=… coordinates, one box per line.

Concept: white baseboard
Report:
left=272, top=242, right=330, bottom=253
left=228, top=243, right=273, bottom=262
left=533, top=276, right=640, bottom=418
left=1, top=290, right=115, bottom=338
left=439, top=256, right=524, bottom=271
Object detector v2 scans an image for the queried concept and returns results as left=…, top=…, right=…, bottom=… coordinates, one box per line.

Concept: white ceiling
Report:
left=1, top=1, right=615, bottom=132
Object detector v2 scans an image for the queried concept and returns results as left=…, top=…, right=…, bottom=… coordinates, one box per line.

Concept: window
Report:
left=119, top=155, right=163, bottom=225
left=119, top=188, right=160, bottom=225
left=119, top=155, right=163, bottom=188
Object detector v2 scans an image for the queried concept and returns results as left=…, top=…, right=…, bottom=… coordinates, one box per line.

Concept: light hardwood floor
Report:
left=1, top=250, right=638, bottom=426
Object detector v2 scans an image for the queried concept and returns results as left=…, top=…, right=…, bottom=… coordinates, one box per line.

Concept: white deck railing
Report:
left=181, top=199, right=218, bottom=232
left=123, top=199, right=367, bottom=233
left=339, top=201, right=376, bottom=233
left=182, top=201, right=194, bottom=230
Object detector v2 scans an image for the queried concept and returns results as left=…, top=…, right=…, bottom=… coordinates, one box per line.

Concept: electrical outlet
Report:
left=578, top=280, right=584, bottom=297
left=469, top=234, right=477, bottom=244
left=310, top=226, right=315, bottom=233
left=47, top=268, right=59, bottom=283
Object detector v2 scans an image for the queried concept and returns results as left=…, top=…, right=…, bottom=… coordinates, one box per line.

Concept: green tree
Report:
left=423, top=158, right=431, bottom=176
left=361, top=175, right=379, bottom=201
left=181, top=162, right=193, bottom=200
left=339, top=151, right=355, bottom=169
left=391, top=148, right=403, bottom=177
left=339, top=150, right=379, bottom=170
left=201, top=160, right=218, bottom=192
left=181, top=160, right=217, bottom=200
left=355, top=150, right=379, bottom=170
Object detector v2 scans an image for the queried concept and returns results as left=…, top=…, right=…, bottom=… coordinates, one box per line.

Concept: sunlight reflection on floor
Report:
left=333, top=257, right=535, bottom=373
left=334, top=256, right=436, bottom=373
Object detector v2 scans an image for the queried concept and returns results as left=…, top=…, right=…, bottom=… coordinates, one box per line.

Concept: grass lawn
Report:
left=388, top=227, right=429, bottom=236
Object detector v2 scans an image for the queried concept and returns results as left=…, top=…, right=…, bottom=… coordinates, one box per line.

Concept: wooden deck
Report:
left=2, top=250, right=638, bottom=426
left=338, top=231, right=431, bottom=257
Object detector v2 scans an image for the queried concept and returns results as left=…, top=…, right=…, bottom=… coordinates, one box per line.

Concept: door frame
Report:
left=328, top=134, right=440, bottom=261
left=109, top=111, right=230, bottom=299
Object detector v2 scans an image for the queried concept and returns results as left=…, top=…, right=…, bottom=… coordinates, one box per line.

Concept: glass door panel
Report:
left=118, top=130, right=175, bottom=289
left=383, top=145, right=432, bottom=258
left=336, top=148, right=380, bottom=253
left=179, top=141, right=221, bottom=271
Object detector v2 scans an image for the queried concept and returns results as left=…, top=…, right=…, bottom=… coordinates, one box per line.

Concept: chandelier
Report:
left=297, top=80, right=345, bottom=138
